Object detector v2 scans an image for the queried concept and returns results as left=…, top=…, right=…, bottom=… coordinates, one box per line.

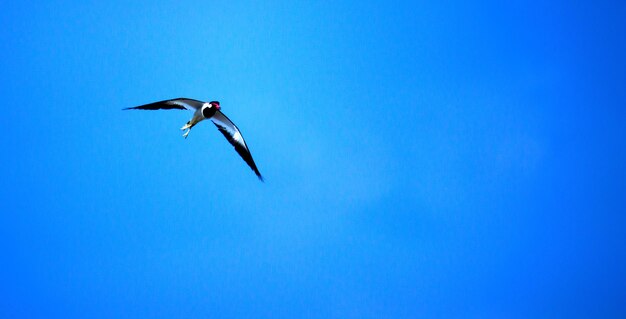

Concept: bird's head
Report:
left=202, top=101, right=221, bottom=118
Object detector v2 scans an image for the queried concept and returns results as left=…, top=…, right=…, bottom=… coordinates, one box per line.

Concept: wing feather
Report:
left=211, top=111, right=263, bottom=181
left=123, top=98, right=203, bottom=111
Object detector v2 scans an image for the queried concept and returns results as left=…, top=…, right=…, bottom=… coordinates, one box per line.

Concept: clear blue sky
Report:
left=1, top=0, right=625, bottom=318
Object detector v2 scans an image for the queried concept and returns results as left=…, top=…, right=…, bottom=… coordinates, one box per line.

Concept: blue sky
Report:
left=1, top=0, right=625, bottom=318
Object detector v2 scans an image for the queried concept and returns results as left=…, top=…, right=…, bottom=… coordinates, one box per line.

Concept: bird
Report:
left=123, top=98, right=263, bottom=181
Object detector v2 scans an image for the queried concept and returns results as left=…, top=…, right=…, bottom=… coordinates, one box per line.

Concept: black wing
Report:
left=211, top=110, right=263, bottom=181
left=123, top=98, right=204, bottom=111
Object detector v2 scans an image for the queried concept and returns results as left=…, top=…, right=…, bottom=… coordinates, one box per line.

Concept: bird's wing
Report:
left=123, top=98, right=204, bottom=111
left=211, top=110, right=263, bottom=181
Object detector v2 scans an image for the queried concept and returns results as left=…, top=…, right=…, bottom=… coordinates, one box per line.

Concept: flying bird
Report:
left=123, top=98, right=263, bottom=181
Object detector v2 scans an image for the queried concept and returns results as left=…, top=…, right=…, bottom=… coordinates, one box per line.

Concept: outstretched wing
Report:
left=123, top=98, right=204, bottom=111
left=211, top=110, right=263, bottom=181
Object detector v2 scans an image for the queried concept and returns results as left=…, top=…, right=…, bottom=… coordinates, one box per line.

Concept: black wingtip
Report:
left=122, top=107, right=135, bottom=110
left=258, top=175, right=264, bottom=183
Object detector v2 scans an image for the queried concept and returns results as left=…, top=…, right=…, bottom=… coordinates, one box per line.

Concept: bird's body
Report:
left=124, top=98, right=263, bottom=181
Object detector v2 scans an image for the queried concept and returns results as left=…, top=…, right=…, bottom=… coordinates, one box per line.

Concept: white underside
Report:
left=180, top=109, right=206, bottom=138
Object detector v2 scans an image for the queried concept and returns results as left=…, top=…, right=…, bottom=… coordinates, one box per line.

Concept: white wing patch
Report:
left=211, top=111, right=248, bottom=150
left=167, top=100, right=195, bottom=111
left=232, top=131, right=243, bottom=143
left=164, top=99, right=204, bottom=111
left=209, top=110, right=263, bottom=180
